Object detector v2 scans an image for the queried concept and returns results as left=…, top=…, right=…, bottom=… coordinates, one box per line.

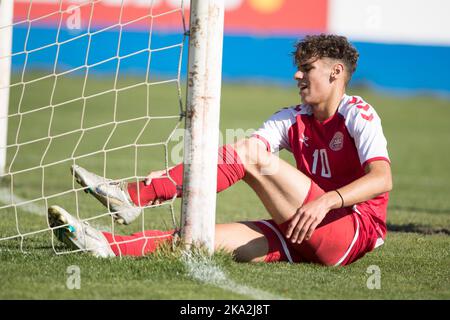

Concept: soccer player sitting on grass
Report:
left=48, top=34, right=392, bottom=266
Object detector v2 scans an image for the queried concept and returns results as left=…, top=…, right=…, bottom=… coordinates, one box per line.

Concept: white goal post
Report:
left=0, top=0, right=14, bottom=177
left=181, top=0, right=224, bottom=254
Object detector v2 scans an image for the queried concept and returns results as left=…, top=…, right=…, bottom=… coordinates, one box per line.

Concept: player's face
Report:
left=294, top=57, right=336, bottom=105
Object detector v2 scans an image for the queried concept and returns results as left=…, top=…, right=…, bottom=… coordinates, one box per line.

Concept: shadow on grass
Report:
left=0, top=237, right=67, bottom=253
left=389, top=205, right=450, bottom=215
left=387, top=223, right=450, bottom=235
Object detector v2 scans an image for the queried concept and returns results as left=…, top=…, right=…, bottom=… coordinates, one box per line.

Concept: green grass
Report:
left=0, top=74, right=449, bottom=299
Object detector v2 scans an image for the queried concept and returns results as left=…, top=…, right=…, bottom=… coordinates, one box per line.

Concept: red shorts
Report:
left=253, top=181, right=381, bottom=266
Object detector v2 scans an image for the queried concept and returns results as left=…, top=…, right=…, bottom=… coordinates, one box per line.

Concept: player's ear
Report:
left=330, top=62, right=345, bottom=81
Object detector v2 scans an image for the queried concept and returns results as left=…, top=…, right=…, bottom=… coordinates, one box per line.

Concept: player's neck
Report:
left=312, top=89, right=345, bottom=122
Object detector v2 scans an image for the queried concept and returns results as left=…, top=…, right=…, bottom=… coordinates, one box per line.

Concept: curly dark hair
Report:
left=293, top=34, right=359, bottom=83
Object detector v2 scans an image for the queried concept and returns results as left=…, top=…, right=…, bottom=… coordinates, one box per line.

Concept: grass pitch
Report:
left=0, top=74, right=449, bottom=299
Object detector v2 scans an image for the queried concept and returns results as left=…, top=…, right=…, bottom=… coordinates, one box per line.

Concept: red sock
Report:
left=127, top=145, right=245, bottom=206
left=102, top=230, right=174, bottom=257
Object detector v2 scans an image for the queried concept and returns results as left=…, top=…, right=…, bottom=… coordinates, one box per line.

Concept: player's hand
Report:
left=144, top=166, right=175, bottom=205
left=144, top=169, right=165, bottom=186
left=144, top=166, right=174, bottom=186
left=144, top=167, right=175, bottom=205
left=285, top=197, right=332, bottom=244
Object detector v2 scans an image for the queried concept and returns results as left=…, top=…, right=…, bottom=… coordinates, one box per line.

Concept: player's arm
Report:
left=286, top=160, right=392, bottom=244
left=328, top=160, right=392, bottom=209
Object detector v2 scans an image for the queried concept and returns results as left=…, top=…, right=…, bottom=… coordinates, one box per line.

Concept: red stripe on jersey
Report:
left=362, top=157, right=391, bottom=169
left=349, top=96, right=362, bottom=105
left=361, top=113, right=374, bottom=121
left=356, top=104, right=370, bottom=111
left=252, top=134, right=272, bottom=152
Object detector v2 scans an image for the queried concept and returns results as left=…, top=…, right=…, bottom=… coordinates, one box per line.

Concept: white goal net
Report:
left=0, top=0, right=192, bottom=255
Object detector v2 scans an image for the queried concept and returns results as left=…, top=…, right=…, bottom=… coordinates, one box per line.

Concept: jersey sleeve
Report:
left=344, top=104, right=390, bottom=167
left=252, top=107, right=296, bottom=153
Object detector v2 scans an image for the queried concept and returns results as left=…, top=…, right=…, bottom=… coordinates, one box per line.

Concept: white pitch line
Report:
left=0, top=187, right=111, bottom=232
left=0, top=187, right=46, bottom=216
left=182, top=251, right=288, bottom=300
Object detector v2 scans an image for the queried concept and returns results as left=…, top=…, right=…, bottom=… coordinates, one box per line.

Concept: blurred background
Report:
left=11, top=0, right=450, bottom=95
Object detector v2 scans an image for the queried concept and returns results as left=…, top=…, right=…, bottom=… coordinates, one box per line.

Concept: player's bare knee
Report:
left=233, top=138, right=270, bottom=171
